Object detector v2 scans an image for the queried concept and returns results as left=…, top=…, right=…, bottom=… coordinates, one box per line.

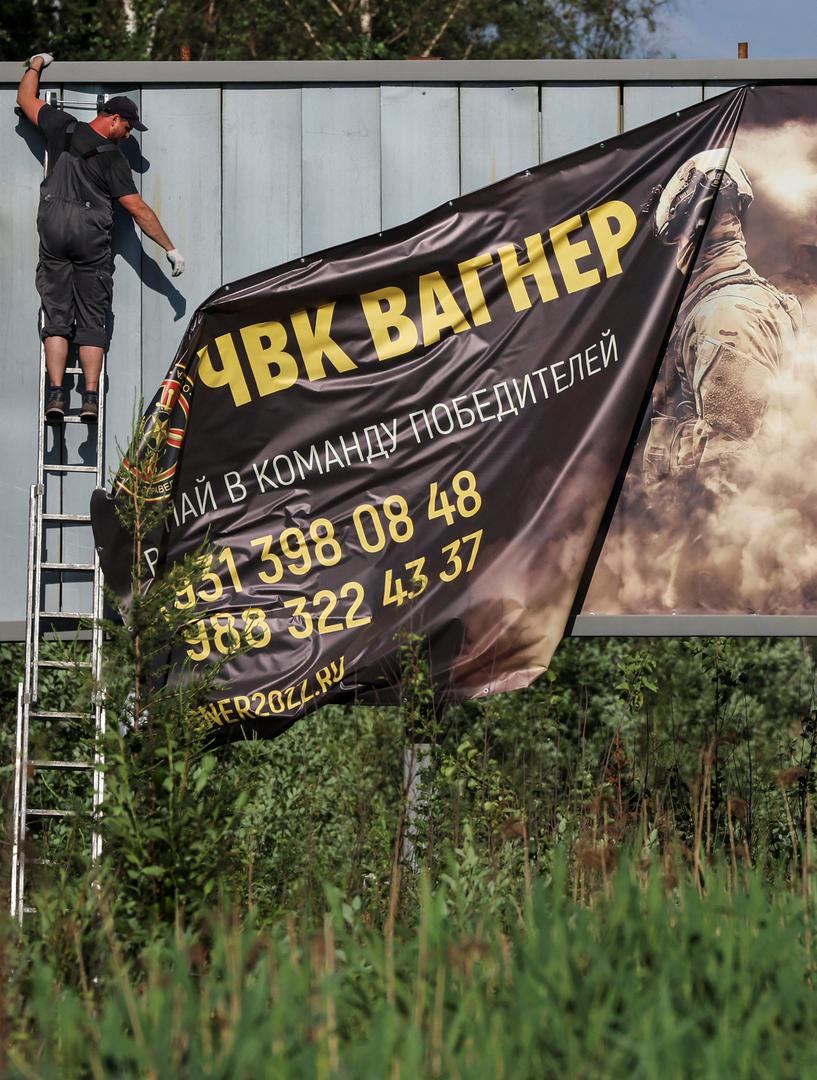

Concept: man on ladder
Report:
left=16, top=52, right=185, bottom=424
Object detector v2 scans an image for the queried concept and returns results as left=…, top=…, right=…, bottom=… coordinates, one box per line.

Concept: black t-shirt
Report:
left=37, top=104, right=138, bottom=202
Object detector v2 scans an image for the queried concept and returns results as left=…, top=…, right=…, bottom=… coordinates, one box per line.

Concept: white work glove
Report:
left=27, top=53, right=54, bottom=70
left=166, top=249, right=185, bottom=277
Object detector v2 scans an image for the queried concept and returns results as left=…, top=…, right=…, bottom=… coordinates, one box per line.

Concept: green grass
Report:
left=4, top=634, right=817, bottom=1077
left=5, top=852, right=817, bottom=1079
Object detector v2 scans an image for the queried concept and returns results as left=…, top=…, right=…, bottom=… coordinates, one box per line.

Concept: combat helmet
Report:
left=653, top=148, right=753, bottom=245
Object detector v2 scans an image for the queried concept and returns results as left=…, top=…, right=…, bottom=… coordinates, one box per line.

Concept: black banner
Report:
left=93, top=85, right=750, bottom=739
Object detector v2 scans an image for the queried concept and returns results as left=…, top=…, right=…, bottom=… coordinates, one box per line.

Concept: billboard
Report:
left=93, top=84, right=813, bottom=739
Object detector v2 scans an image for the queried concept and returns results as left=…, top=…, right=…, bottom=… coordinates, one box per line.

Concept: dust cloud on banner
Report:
left=92, top=84, right=763, bottom=740
left=585, top=85, right=817, bottom=617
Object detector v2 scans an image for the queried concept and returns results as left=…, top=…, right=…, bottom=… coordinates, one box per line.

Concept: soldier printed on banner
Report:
left=642, top=149, right=803, bottom=505
left=583, top=112, right=817, bottom=618
left=627, top=149, right=804, bottom=609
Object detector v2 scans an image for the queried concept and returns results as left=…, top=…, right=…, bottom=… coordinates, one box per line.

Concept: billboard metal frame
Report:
left=2, top=59, right=817, bottom=83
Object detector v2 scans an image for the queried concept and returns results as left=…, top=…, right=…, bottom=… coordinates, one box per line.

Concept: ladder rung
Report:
left=42, top=513, right=92, bottom=523
left=38, top=659, right=92, bottom=670
left=30, top=760, right=94, bottom=770
left=51, top=101, right=102, bottom=111
left=30, top=710, right=90, bottom=720
left=58, top=416, right=91, bottom=425
left=23, top=906, right=37, bottom=915
left=27, top=809, right=76, bottom=818
left=43, top=464, right=97, bottom=474
left=41, top=561, right=95, bottom=572
left=39, top=610, right=95, bottom=621
left=64, top=366, right=83, bottom=374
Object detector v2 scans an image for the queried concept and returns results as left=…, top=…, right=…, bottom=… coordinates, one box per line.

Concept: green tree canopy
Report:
left=2, top=0, right=671, bottom=62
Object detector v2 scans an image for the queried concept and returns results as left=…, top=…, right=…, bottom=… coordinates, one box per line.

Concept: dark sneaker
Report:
left=80, top=391, right=99, bottom=424
left=44, top=386, right=66, bottom=424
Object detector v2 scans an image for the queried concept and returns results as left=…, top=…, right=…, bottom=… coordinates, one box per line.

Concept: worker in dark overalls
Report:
left=16, top=53, right=185, bottom=423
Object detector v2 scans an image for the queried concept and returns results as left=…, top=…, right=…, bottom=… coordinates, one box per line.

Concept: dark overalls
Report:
left=36, top=124, right=116, bottom=348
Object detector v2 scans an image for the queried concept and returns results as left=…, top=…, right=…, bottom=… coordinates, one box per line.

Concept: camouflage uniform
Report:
left=644, top=216, right=802, bottom=500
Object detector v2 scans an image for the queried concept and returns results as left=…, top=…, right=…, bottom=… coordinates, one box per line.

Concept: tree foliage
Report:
left=0, top=0, right=671, bottom=62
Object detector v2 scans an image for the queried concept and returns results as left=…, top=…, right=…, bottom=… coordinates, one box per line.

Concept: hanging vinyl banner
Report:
left=93, top=84, right=784, bottom=740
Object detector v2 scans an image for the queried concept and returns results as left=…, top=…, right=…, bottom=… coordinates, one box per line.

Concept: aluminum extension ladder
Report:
left=9, top=91, right=109, bottom=922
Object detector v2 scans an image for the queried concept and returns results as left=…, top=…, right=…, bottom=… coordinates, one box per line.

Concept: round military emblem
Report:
left=117, top=359, right=196, bottom=503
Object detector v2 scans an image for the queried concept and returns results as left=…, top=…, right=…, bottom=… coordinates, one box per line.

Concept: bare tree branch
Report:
left=421, top=0, right=467, bottom=56
left=146, top=0, right=170, bottom=58
left=122, top=0, right=137, bottom=36
left=382, top=0, right=438, bottom=47
left=279, top=0, right=333, bottom=56
left=359, top=0, right=373, bottom=40
left=324, top=0, right=345, bottom=22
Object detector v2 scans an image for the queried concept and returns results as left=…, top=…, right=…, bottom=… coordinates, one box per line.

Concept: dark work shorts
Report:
left=36, top=244, right=113, bottom=349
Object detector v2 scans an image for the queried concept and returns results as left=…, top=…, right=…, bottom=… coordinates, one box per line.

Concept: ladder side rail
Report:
left=16, top=348, right=47, bottom=918
left=11, top=468, right=42, bottom=917
left=31, top=106, right=51, bottom=703
left=13, top=692, right=33, bottom=923
left=11, top=95, right=56, bottom=917
left=89, top=114, right=108, bottom=859
left=15, top=95, right=58, bottom=915
left=91, top=355, right=107, bottom=861
left=21, top=481, right=39, bottom=703
left=10, top=684, right=25, bottom=918
left=31, top=341, right=47, bottom=702
left=91, top=705, right=106, bottom=861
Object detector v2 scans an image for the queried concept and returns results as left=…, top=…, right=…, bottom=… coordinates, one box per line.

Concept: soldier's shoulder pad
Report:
left=693, top=290, right=755, bottom=332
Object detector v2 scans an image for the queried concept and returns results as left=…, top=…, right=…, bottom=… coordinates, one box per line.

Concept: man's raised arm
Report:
left=16, top=53, right=53, bottom=125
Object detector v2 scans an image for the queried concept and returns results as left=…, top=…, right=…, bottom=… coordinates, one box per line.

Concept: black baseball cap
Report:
left=101, top=95, right=147, bottom=132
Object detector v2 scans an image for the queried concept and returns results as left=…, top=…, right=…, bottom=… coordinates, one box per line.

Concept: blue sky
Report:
left=658, top=0, right=817, bottom=58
